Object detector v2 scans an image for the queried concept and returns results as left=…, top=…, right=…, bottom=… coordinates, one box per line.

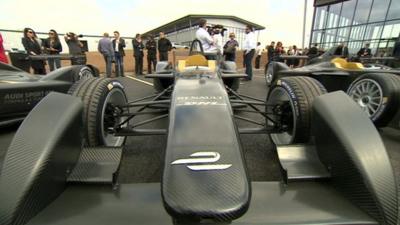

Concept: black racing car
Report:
left=265, top=46, right=400, bottom=127
left=0, top=62, right=99, bottom=127
left=0, top=40, right=397, bottom=225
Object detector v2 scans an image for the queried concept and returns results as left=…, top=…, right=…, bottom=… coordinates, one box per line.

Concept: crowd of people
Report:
left=0, top=23, right=399, bottom=79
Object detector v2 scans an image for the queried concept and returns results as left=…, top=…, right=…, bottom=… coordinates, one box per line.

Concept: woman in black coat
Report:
left=21, top=28, right=45, bottom=74
left=43, top=29, right=62, bottom=71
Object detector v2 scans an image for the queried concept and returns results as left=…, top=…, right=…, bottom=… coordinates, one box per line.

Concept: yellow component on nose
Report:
left=331, top=57, right=364, bottom=70
left=186, top=54, right=208, bottom=67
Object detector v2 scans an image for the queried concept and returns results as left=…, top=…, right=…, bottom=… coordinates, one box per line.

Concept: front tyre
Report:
left=267, top=76, right=327, bottom=145
left=68, top=78, right=128, bottom=147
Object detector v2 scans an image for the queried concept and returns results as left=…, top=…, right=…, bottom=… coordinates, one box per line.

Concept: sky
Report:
left=0, top=0, right=315, bottom=48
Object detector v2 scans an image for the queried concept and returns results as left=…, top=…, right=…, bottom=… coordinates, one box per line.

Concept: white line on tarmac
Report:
left=126, top=76, right=154, bottom=86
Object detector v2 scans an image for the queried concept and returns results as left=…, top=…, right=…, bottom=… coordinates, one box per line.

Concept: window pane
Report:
left=314, top=6, right=328, bottom=30
left=339, top=0, right=356, bottom=27
left=365, top=23, right=384, bottom=40
left=337, top=27, right=350, bottom=42
left=327, top=2, right=342, bottom=28
left=349, top=25, right=367, bottom=41
left=369, top=0, right=390, bottom=22
left=387, top=0, right=400, bottom=20
left=323, top=29, right=337, bottom=43
left=312, top=30, right=323, bottom=43
left=353, top=0, right=373, bottom=25
left=381, top=20, right=400, bottom=39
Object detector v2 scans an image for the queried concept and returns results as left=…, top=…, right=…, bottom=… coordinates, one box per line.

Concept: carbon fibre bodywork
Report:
left=0, top=52, right=398, bottom=225
left=0, top=62, right=98, bottom=127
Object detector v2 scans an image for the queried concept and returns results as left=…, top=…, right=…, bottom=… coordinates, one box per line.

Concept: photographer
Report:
left=196, top=18, right=217, bottom=59
left=64, top=32, right=86, bottom=65
left=212, top=25, right=224, bottom=55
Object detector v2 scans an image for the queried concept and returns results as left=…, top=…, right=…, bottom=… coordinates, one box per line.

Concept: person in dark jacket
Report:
left=334, top=42, right=349, bottom=58
left=357, top=43, right=372, bottom=58
left=393, top=37, right=400, bottom=58
left=146, top=35, right=157, bottom=74
left=157, top=32, right=172, bottom=61
left=98, top=32, right=114, bottom=77
left=391, top=36, right=400, bottom=68
left=307, top=43, right=319, bottom=59
left=43, top=29, right=62, bottom=71
left=133, top=33, right=144, bottom=75
left=112, top=31, right=126, bottom=77
left=267, top=41, right=275, bottom=63
left=22, top=28, right=45, bottom=74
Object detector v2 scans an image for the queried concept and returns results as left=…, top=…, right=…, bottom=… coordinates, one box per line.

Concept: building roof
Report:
left=314, top=0, right=349, bottom=7
left=143, top=14, right=265, bottom=36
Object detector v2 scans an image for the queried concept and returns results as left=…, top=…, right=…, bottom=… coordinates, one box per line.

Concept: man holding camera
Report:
left=64, top=32, right=86, bottom=65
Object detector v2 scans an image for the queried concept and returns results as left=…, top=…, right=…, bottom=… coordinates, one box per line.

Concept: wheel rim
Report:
left=267, top=86, right=296, bottom=145
left=348, top=79, right=383, bottom=118
left=79, top=67, right=94, bottom=80
left=100, top=88, right=128, bottom=147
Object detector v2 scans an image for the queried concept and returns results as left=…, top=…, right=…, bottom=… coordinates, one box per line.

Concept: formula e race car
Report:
left=265, top=46, right=400, bottom=127
left=0, top=40, right=398, bottom=225
left=0, top=62, right=99, bottom=127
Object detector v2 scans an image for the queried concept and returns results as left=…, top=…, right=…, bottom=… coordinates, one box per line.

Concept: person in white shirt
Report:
left=255, top=42, right=263, bottom=69
left=195, top=18, right=217, bottom=59
left=243, top=25, right=257, bottom=80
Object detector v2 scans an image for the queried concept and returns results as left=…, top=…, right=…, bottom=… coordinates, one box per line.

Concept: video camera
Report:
left=66, top=32, right=83, bottom=38
left=206, top=25, right=227, bottom=36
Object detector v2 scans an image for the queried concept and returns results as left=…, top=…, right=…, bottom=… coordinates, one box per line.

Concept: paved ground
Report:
left=0, top=69, right=399, bottom=185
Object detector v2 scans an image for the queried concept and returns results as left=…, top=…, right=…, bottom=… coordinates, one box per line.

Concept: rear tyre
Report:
left=347, top=73, right=400, bottom=127
left=68, top=78, right=128, bottom=147
left=71, top=65, right=96, bottom=82
left=267, top=76, right=327, bottom=145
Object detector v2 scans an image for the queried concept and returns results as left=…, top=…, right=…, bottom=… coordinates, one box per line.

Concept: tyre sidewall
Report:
left=94, top=80, right=127, bottom=147
left=267, top=79, right=301, bottom=145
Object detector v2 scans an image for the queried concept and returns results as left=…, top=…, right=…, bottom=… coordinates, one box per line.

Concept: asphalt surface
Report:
left=0, top=69, right=399, bottom=185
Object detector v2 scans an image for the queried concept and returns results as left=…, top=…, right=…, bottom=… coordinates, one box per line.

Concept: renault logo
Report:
left=171, top=152, right=232, bottom=171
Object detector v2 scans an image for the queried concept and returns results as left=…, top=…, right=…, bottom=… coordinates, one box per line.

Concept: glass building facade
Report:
left=310, top=0, right=400, bottom=56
